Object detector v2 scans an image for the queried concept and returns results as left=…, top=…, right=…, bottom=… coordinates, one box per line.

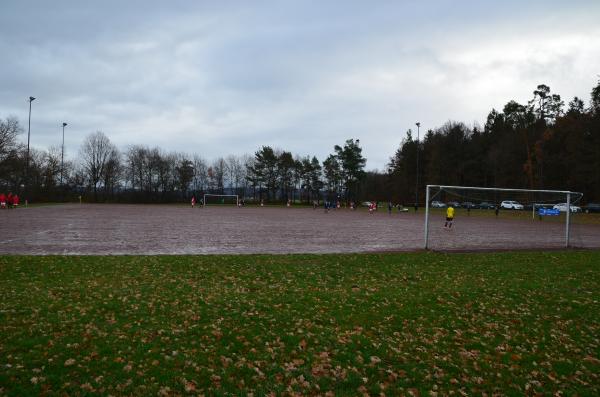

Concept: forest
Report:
left=388, top=82, right=600, bottom=205
left=1, top=80, right=599, bottom=204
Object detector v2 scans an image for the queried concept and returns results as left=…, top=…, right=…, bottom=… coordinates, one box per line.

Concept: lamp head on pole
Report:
left=29, top=96, right=36, bottom=102
left=415, top=122, right=420, bottom=128
left=63, top=122, right=67, bottom=127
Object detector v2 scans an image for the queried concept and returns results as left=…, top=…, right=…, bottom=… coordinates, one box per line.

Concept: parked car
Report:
left=552, top=203, right=581, bottom=213
left=461, top=201, right=478, bottom=209
left=479, top=201, right=495, bottom=210
left=361, top=201, right=373, bottom=207
left=446, top=201, right=460, bottom=208
left=500, top=200, right=524, bottom=210
left=584, top=203, right=600, bottom=213
left=430, top=200, right=446, bottom=208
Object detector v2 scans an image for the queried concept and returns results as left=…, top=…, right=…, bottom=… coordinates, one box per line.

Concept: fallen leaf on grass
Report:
left=583, top=356, right=600, bottom=364
left=370, top=356, right=381, bottom=364
left=184, top=381, right=196, bottom=392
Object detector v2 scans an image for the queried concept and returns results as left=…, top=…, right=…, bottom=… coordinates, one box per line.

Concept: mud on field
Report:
left=1, top=204, right=599, bottom=254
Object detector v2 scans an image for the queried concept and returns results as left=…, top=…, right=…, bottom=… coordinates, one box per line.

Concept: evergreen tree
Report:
left=333, top=139, right=366, bottom=201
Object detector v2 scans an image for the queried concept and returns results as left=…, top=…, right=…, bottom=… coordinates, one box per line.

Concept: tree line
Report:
left=0, top=121, right=367, bottom=203
left=1, top=80, right=599, bottom=204
left=387, top=81, right=600, bottom=205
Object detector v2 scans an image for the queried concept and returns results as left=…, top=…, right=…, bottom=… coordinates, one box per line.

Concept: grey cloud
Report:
left=1, top=0, right=599, bottom=170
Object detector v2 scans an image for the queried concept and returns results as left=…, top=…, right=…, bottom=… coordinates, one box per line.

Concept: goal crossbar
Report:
left=426, top=185, right=582, bottom=196
left=424, top=185, right=582, bottom=250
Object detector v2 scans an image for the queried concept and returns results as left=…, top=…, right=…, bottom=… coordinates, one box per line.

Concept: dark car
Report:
left=479, top=201, right=495, bottom=209
left=461, top=201, right=478, bottom=209
left=585, top=203, right=600, bottom=213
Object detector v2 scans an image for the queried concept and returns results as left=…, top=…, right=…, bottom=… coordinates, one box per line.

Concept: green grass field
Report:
left=1, top=252, right=599, bottom=396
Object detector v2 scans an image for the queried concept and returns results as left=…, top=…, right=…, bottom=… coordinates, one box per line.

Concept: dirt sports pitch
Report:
left=2, top=204, right=599, bottom=254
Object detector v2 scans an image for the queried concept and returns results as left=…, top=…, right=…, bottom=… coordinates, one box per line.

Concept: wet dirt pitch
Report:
left=1, top=204, right=599, bottom=255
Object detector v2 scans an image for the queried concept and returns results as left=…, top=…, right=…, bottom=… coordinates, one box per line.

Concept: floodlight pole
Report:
left=25, top=96, right=35, bottom=196
left=60, top=122, right=67, bottom=186
left=565, top=192, right=571, bottom=248
left=424, top=185, right=430, bottom=249
left=415, top=122, right=420, bottom=210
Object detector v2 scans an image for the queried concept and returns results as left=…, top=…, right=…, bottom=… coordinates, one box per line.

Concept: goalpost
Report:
left=203, top=194, right=239, bottom=207
left=424, top=185, right=583, bottom=249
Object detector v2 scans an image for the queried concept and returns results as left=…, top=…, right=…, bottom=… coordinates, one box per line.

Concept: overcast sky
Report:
left=1, top=1, right=599, bottom=170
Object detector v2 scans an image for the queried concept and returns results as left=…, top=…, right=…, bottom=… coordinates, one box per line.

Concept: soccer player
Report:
left=191, top=195, right=196, bottom=208
left=444, top=205, right=455, bottom=228
left=0, top=192, right=5, bottom=209
left=12, top=194, right=19, bottom=207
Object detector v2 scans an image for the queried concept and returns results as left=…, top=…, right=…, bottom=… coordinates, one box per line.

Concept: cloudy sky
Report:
left=1, top=0, right=599, bottom=170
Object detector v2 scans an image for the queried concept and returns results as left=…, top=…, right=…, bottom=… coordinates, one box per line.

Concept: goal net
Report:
left=203, top=194, right=239, bottom=207
left=424, top=185, right=585, bottom=250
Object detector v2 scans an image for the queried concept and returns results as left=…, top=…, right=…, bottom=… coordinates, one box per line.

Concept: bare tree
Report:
left=70, top=163, right=87, bottom=194
left=24, top=148, right=46, bottom=196
left=244, top=154, right=259, bottom=200
left=125, top=145, right=147, bottom=191
left=192, top=155, right=208, bottom=193
left=0, top=116, right=22, bottom=161
left=102, top=147, right=122, bottom=198
left=79, top=131, right=118, bottom=201
left=0, top=152, right=25, bottom=194
left=226, top=155, right=245, bottom=195
left=239, top=154, right=253, bottom=199
left=209, top=157, right=226, bottom=193
left=41, top=146, right=62, bottom=192
left=175, top=153, right=194, bottom=196
left=225, top=155, right=236, bottom=192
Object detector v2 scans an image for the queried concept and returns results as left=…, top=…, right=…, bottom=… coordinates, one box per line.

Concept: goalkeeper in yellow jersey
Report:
left=444, top=205, right=455, bottom=229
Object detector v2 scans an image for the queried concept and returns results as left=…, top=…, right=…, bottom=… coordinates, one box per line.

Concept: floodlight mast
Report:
left=424, top=183, right=430, bottom=248
left=423, top=185, right=582, bottom=250
left=415, top=122, right=420, bottom=210
left=60, top=122, right=67, bottom=186
left=25, top=96, right=35, bottom=197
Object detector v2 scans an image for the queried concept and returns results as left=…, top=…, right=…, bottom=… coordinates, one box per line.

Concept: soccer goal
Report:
left=424, top=185, right=583, bottom=250
left=203, top=194, right=239, bottom=207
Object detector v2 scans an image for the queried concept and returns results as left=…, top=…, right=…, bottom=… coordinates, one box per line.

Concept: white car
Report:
left=552, top=203, right=581, bottom=213
left=430, top=200, right=446, bottom=208
left=500, top=200, right=524, bottom=210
